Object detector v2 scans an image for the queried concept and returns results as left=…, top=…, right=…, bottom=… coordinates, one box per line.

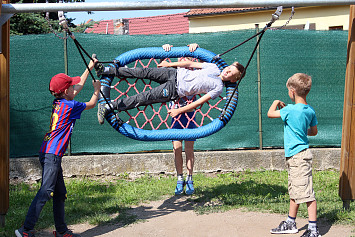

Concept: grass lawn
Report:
left=1, top=170, right=354, bottom=236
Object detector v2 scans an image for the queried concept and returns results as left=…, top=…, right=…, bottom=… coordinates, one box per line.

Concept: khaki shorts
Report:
left=286, top=149, right=316, bottom=204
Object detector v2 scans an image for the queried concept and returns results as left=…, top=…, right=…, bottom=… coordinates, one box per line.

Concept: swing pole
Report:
left=1, top=0, right=355, bottom=14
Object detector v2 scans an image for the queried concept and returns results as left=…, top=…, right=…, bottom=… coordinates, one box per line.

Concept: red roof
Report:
left=186, top=7, right=267, bottom=16
left=128, top=13, right=189, bottom=35
left=84, top=20, right=114, bottom=34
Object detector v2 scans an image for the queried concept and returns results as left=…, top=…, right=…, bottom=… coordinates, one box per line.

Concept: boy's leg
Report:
left=288, top=198, right=299, bottom=220
left=300, top=200, right=320, bottom=237
left=185, top=141, right=195, bottom=176
left=53, top=165, right=68, bottom=233
left=173, top=140, right=184, bottom=175
left=116, top=67, right=177, bottom=84
left=113, top=79, right=178, bottom=111
left=185, top=141, right=195, bottom=195
left=307, top=200, right=317, bottom=222
left=23, top=153, right=61, bottom=230
left=173, top=140, right=184, bottom=195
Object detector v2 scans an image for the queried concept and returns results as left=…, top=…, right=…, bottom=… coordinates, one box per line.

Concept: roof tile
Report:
left=128, top=13, right=189, bottom=35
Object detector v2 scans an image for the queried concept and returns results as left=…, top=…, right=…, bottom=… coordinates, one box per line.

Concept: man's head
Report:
left=49, top=73, right=81, bottom=98
left=286, top=73, right=312, bottom=98
left=220, top=62, right=245, bottom=83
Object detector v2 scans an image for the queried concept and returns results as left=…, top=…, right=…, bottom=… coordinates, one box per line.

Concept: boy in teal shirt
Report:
left=267, top=73, right=320, bottom=237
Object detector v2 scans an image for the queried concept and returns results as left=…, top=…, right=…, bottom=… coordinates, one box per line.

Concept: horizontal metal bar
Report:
left=1, top=0, right=354, bottom=13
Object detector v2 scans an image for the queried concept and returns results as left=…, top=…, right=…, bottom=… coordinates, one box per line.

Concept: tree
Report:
left=9, top=0, right=88, bottom=35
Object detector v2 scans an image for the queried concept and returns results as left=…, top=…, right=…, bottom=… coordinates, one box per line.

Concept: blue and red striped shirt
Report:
left=39, top=98, right=86, bottom=157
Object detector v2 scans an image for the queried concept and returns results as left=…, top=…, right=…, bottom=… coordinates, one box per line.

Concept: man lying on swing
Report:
left=94, top=44, right=245, bottom=124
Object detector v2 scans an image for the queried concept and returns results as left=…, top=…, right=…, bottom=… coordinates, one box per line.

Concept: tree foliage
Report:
left=9, top=0, right=89, bottom=35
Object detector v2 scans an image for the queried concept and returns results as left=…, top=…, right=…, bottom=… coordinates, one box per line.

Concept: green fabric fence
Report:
left=9, top=29, right=347, bottom=157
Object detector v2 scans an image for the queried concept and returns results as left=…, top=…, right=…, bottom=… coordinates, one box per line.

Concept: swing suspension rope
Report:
left=51, top=6, right=288, bottom=140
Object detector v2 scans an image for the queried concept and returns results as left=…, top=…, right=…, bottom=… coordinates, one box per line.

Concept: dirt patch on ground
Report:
left=37, top=196, right=354, bottom=237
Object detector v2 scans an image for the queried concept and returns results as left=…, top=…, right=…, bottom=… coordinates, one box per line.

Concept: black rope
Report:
left=220, top=29, right=266, bottom=120
left=216, top=29, right=265, bottom=59
left=66, top=30, right=117, bottom=115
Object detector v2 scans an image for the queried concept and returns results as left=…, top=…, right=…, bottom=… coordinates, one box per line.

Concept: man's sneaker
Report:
left=97, top=103, right=111, bottom=125
left=53, top=229, right=81, bottom=237
left=300, top=228, right=322, bottom=237
left=270, top=221, right=298, bottom=234
left=15, top=226, right=35, bottom=237
left=185, top=180, right=194, bottom=195
left=175, top=180, right=185, bottom=195
left=94, top=62, right=105, bottom=77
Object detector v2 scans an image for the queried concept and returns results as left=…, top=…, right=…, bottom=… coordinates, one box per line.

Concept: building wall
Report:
left=188, top=6, right=350, bottom=33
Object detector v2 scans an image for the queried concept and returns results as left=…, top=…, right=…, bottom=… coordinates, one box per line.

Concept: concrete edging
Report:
left=10, top=148, right=341, bottom=182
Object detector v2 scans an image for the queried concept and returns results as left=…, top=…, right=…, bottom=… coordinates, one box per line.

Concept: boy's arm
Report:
left=168, top=94, right=211, bottom=118
left=308, top=125, right=318, bottom=136
left=267, top=100, right=286, bottom=118
left=84, top=80, right=101, bottom=110
left=73, top=59, right=97, bottom=97
left=158, top=60, right=204, bottom=69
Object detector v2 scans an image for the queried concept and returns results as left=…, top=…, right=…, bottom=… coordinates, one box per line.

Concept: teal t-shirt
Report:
left=280, top=103, right=318, bottom=157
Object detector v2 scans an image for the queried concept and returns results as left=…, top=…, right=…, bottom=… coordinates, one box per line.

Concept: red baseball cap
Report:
left=49, top=73, right=81, bottom=94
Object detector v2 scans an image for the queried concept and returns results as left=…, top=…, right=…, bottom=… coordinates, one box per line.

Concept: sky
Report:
left=66, top=0, right=189, bottom=25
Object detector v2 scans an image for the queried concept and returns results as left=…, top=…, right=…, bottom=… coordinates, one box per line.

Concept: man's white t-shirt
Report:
left=176, top=63, right=223, bottom=100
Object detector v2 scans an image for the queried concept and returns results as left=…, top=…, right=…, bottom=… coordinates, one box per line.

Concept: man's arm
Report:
left=267, top=100, right=285, bottom=118
left=168, top=94, right=211, bottom=118
left=73, top=59, right=97, bottom=97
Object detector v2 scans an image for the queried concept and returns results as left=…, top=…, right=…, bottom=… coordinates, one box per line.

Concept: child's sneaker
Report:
left=53, top=229, right=81, bottom=237
left=175, top=180, right=185, bottom=195
left=300, top=228, right=321, bottom=237
left=185, top=180, right=194, bottom=195
left=270, top=221, right=298, bottom=234
left=92, top=54, right=105, bottom=77
left=97, top=103, right=111, bottom=125
left=15, top=226, right=36, bottom=237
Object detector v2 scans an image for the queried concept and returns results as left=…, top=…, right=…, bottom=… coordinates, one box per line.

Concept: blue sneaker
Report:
left=185, top=180, right=194, bottom=195
left=175, top=180, right=185, bottom=195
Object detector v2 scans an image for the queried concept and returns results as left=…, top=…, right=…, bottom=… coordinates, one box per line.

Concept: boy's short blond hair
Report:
left=286, top=73, right=312, bottom=96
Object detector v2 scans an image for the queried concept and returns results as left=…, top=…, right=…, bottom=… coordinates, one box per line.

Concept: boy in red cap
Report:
left=15, top=59, right=100, bottom=237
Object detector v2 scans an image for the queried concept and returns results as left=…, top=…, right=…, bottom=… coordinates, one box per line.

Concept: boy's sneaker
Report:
left=94, top=62, right=105, bottom=77
left=175, top=180, right=185, bottom=195
left=53, top=229, right=81, bottom=237
left=185, top=180, right=194, bottom=195
left=300, top=228, right=322, bottom=237
left=270, top=221, right=298, bottom=234
left=15, top=226, right=35, bottom=237
left=97, top=103, right=111, bottom=125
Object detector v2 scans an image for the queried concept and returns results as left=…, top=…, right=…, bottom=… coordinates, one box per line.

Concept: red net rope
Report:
left=111, top=57, right=225, bottom=130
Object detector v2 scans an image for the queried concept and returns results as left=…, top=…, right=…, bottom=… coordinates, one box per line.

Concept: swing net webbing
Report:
left=110, top=58, right=225, bottom=130
left=98, top=46, right=239, bottom=141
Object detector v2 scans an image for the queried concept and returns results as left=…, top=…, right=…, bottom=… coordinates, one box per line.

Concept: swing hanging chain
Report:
left=45, top=10, right=70, bottom=40
left=273, top=6, right=295, bottom=30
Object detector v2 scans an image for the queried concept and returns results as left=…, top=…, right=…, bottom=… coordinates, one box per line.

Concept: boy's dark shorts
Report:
left=286, top=149, right=316, bottom=204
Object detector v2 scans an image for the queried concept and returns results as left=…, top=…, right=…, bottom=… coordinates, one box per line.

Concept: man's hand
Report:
left=158, top=61, right=171, bottom=68
left=188, top=43, right=199, bottom=52
left=168, top=108, right=181, bottom=118
left=162, top=44, right=173, bottom=51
